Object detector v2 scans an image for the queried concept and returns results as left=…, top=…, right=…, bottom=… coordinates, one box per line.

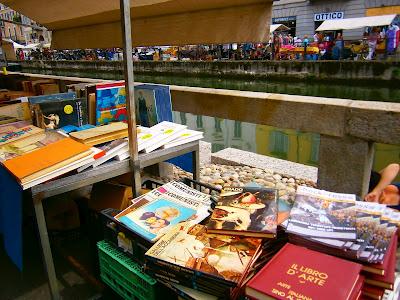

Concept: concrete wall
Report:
left=16, top=60, right=400, bottom=86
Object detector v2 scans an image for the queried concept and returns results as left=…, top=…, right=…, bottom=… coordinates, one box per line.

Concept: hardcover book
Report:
left=206, top=186, right=278, bottom=238
left=145, top=222, right=262, bottom=285
left=286, top=186, right=357, bottom=240
left=27, top=92, right=77, bottom=104
left=245, top=243, right=362, bottom=300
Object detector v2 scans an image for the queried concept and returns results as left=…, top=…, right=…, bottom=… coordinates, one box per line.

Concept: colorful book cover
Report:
left=245, top=243, right=362, bottom=300
left=206, top=186, right=278, bottom=237
left=95, top=82, right=127, bottom=125
left=146, top=222, right=262, bottom=284
left=286, top=187, right=357, bottom=240
left=0, top=130, right=64, bottom=162
left=0, top=125, right=44, bottom=147
left=36, top=99, right=88, bottom=130
left=117, top=198, right=196, bottom=242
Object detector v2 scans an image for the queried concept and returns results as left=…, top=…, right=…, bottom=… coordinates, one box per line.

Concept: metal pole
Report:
left=120, top=0, right=141, bottom=197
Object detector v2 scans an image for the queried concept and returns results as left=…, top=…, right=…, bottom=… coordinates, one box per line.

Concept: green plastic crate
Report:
left=97, top=240, right=157, bottom=300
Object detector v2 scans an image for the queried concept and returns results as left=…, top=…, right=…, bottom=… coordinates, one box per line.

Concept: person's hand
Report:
left=364, top=190, right=381, bottom=202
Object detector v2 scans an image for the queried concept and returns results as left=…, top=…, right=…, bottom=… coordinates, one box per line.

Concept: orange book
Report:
left=3, top=138, right=90, bottom=180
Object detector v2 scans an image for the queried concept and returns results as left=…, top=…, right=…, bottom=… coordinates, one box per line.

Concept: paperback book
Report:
left=95, top=82, right=127, bottom=125
left=144, top=121, right=187, bottom=153
left=206, top=186, right=278, bottom=238
left=286, top=186, right=357, bottom=240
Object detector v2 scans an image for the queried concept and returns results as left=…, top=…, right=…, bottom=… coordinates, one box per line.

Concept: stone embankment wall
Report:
left=16, top=60, right=400, bottom=85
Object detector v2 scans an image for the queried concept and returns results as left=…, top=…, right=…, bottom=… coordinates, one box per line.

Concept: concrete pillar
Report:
left=318, top=135, right=374, bottom=197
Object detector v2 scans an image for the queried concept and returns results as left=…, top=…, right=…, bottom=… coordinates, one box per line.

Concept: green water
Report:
left=27, top=68, right=400, bottom=176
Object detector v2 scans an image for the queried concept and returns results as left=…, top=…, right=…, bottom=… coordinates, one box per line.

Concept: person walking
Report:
left=366, top=27, right=380, bottom=60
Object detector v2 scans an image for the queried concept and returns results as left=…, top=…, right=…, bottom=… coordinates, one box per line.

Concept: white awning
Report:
left=3, top=0, right=273, bottom=49
left=270, top=24, right=290, bottom=33
left=316, top=14, right=397, bottom=31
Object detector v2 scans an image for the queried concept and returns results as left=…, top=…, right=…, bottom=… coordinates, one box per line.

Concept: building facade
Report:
left=272, top=0, right=400, bottom=40
left=0, top=3, right=51, bottom=45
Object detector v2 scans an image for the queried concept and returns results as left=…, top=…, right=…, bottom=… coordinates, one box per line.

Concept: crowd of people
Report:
left=12, top=25, right=400, bottom=62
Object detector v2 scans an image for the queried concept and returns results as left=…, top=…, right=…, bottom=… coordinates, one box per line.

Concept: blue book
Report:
left=118, top=198, right=196, bottom=242
left=134, top=84, right=173, bottom=127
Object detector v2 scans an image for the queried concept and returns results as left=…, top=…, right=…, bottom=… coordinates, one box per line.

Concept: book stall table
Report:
left=28, top=140, right=200, bottom=300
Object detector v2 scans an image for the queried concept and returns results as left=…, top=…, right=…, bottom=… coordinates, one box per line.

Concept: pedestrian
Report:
left=366, top=27, right=380, bottom=60
left=335, top=32, right=344, bottom=59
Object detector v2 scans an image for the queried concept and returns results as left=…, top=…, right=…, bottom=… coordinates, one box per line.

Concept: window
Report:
left=233, top=121, right=242, bottom=138
left=309, top=134, right=320, bottom=164
left=20, top=26, right=23, bottom=36
left=179, top=112, right=187, bottom=125
left=13, top=26, right=17, bottom=39
left=269, top=130, right=289, bottom=159
left=196, top=115, right=203, bottom=129
left=8, top=27, right=11, bottom=38
left=214, top=117, right=222, bottom=133
left=212, top=143, right=225, bottom=153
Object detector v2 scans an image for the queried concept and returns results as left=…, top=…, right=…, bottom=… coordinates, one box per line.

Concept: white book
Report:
left=115, top=150, right=130, bottom=161
left=77, top=139, right=128, bottom=172
left=144, top=121, right=187, bottom=153
left=137, top=126, right=163, bottom=152
left=22, top=147, right=102, bottom=190
left=162, top=129, right=203, bottom=149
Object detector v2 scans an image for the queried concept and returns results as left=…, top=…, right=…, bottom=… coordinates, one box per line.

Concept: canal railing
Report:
left=2, top=71, right=400, bottom=197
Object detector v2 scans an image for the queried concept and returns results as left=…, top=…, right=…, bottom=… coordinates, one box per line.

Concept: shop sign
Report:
left=272, top=16, right=296, bottom=23
left=314, top=12, right=344, bottom=22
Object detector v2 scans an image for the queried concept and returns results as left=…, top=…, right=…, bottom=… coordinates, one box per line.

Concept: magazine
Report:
left=286, top=186, right=357, bottom=240
left=116, top=198, right=197, bottom=242
left=206, top=186, right=278, bottom=238
left=145, top=222, right=262, bottom=285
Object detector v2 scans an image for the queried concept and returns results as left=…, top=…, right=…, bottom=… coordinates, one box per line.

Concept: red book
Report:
left=349, top=275, right=364, bottom=300
left=364, top=236, right=397, bottom=290
left=245, top=243, right=362, bottom=300
left=361, top=284, right=384, bottom=300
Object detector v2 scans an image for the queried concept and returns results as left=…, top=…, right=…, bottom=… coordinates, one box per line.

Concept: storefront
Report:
left=272, top=16, right=296, bottom=36
left=271, top=0, right=398, bottom=40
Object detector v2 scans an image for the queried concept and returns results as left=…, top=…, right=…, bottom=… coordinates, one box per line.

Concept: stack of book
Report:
left=0, top=123, right=99, bottom=189
left=245, top=243, right=364, bottom=300
left=115, top=181, right=212, bottom=243
left=284, top=186, right=399, bottom=298
left=140, top=185, right=279, bottom=298
left=74, top=121, right=204, bottom=171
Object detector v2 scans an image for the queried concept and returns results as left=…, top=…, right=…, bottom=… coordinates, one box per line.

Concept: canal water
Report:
left=30, top=68, right=400, bottom=176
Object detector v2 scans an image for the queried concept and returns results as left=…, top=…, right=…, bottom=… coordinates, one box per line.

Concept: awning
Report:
left=270, top=24, right=290, bottom=33
left=3, top=0, right=273, bottom=49
left=2, top=38, right=26, bottom=49
left=316, top=14, right=397, bottom=31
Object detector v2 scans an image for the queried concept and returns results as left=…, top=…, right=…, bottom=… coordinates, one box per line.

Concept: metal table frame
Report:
left=30, top=141, right=200, bottom=300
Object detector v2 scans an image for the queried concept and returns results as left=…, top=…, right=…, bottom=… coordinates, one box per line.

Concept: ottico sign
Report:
left=314, top=12, right=344, bottom=22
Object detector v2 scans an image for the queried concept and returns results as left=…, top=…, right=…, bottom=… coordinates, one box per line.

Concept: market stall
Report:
left=1, top=0, right=273, bottom=299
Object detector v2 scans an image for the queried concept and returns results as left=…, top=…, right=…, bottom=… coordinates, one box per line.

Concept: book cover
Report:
left=0, top=124, right=44, bottom=147
left=95, top=82, right=127, bottom=125
left=146, top=222, right=262, bottom=285
left=3, top=137, right=91, bottom=181
left=0, top=102, right=31, bottom=121
left=117, top=198, right=197, bottom=242
left=0, top=130, right=64, bottom=162
left=35, top=98, right=88, bottom=130
left=245, top=243, right=362, bottom=300
left=206, top=186, right=278, bottom=238
left=286, top=187, right=357, bottom=240
left=135, top=84, right=173, bottom=127
left=137, top=126, right=163, bottom=152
